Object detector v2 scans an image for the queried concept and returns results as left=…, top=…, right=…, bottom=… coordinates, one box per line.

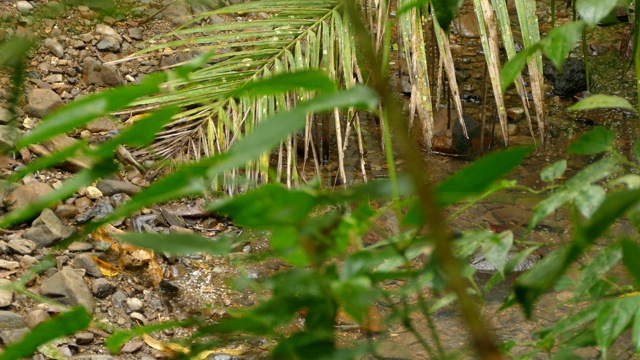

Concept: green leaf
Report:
left=227, top=70, right=337, bottom=98
left=540, top=160, right=567, bottom=182
left=622, top=238, right=640, bottom=287
left=117, top=233, right=232, bottom=256
left=105, top=320, right=194, bottom=353
left=633, top=306, right=640, bottom=352
left=209, top=185, right=317, bottom=228
left=574, top=243, right=622, bottom=299
left=576, top=0, right=619, bottom=26
left=0, top=307, right=91, bottom=360
left=500, top=46, right=539, bottom=93
left=568, top=94, right=637, bottom=113
left=579, top=188, right=640, bottom=247
left=574, top=185, right=606, bottom=219
left=436, top=146, right=533, bottom=207
left=431, top=0, right=464, bottom=32
left=9, top=140, right=87, bottom=182
left=481, top=231, right=513, bottom=276
left=541, top=21, right=587, bottom=69
left=0, top=35, right=34, bottom=68
left=529, top=157, right=620, bottom=228
left=332, top=276, right=374, bottom=324
left=16, top=72, right=167, bottom=149
left=634, top=140, right=640, bottom=163
left=271, top=226, right=309, bottom=266
left=595, top=296, right=639, bottom=354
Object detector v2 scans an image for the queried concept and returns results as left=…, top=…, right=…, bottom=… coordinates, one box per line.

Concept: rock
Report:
left=82, top=57, right=122, bottom=86
left=0, top=125, right=20, bottom=151
left=75, top=331, right=95, bottom=344
left=76, top=197, right=114, bottom=223
left=19, top=255, right=39, bottom=269
left=72, top=254, right=103, bottom=278
left=454, top=13, right=480, bottom=38
left=0, top=108, right=12, bottom=124
left=85, top=186, right=103, bottom=200
left=85, top=117, right=116, bottom=132
left=24, top=309, right=50, bottom=328
left=161, top=0, right=191, bottom=26
left=111, top=290, right=127, bottom=308
left=7, top=238, right=36, bottom=255
left=75, top=197, right=93, bottom=211
left=95, top=24, right=117, bottom=37
left=40, top=269, right=94, bottom=313
left=0, top=311, right=26, bottom=330
left=92, top=278, right=116, bottom=298
left=72, top=355, right=117, bottom=360
left=4, top=183, right=52, bottom=212
left=24, top=208, right=74, bottom=248
left=121, top=340, right=144, bottom=353
left=544, top=58, right=588, bottom=97
left=25, top=88, right=64, bottom=118
left=0, top=260, right=19, bottom=270
left=97, top=179, right=142, bottom=196
left=0, top=328, right=28, bottom=344
left=29, top=134, right=93, bottom=172
left=68, top=241, right=93, bottom=252
left=0, top=279, right=13, bottom=308
left=126, top=297, right=143, bottom=312
left=43, top=38, right=65, bottom=58
left=16, top=1, right=34, bottom=14
left=55, top=204, right=80, bottom=219
left=128, top=28, right=143, bottom=40
left=96, top=36, right=120, bottom=52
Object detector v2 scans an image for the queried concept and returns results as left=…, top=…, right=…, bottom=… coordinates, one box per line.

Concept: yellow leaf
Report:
left=142, top=333, right=189, bottom=356
left=90, top=256, right=120, bottom=277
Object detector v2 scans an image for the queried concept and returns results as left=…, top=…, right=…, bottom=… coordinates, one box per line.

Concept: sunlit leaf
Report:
left=500, top=46, right=539, bottom=93
left=576, top=0, right=618, bottom=26
left=481, top=231, right=513, bottom=276
left=91, top=256, right=120, bottom=277
left=568, top=94, right=637, bottom=113
left=541, top=21, right=587, bottom=69
left=227, top=70, right=337, bottom=98
left=0, top=307, right=91, bottom=360
left=574, top=243, right=622, bottom=299
left=574, top=185, right=606, bottom=219
left=595, top=296, right=639, bottom=354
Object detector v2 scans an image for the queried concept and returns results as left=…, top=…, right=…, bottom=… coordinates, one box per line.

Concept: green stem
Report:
left=582, top=31, right=590, bottom=91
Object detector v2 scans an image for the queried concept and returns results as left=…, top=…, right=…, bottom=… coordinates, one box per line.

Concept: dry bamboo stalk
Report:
left=411, top=7, right=435, bottom=149
left=333, top=108, right=347, bottom=187
left=354, top=112, right=368, bottom=182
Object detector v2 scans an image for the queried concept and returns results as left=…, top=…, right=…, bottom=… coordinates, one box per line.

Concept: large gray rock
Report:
left=96, top=35, right=120, bottom=52
left=161, top=0, right=191, bottom=26
left=72, top=253, right=103, bottom=278
left=83, top=58, right=122, bottom=86
left=24, top=208, right=73, bottom=248
left=5, top=182, right=54, bottom=212
left=97, top=179, right=142, bottom=196
left=40, top=269, right=95, bottom=313
left=7, top=238, right=36, bottom=255
left=25, top=88, right=64, bottom=118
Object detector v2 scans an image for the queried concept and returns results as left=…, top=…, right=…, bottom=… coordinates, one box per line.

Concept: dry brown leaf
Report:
left=90, top=256, right=120, bottom=277
left=142, top=333, right=189, bottom=356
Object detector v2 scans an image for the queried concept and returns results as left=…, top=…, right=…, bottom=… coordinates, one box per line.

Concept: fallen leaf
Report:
left=142, top=333, right=189, bottom=356
left=90, top=256, right=120, bottom=277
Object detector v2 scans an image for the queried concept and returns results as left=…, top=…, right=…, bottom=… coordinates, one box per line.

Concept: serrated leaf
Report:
left=118, top=233, right=232, bottom=257
left=540, top=160, right=567, bottom=182
left=574, top=184, right=606, bottom=219
left=574, top=244, right=622, bottom=299
left=530, top=157, right=619, bottom=228
left=541, top=21, right=587, bottom=69
left=0, top=307, right=91, bottom=360
left=576, top=0, right=619, bottom=26
left=568, top=94, right=637, bottom=113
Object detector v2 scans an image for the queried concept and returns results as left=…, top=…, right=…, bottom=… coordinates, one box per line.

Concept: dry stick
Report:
left=344, top=2, right=502, bottom=359
left=480, top=64, right=488, bottom=155
left=354, top=113, right=368, bottom=182
left=333, top=108, right=347, bottom=187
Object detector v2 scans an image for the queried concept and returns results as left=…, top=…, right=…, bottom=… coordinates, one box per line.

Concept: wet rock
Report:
left=76, top=197, right=114, bottom=223
left=25, top=88, right=64, bottom=118
left=16, top=1, right=34, bottom=14
left=544, top=58, right=588, bottom=97
left=0, top=279, right=13, bottom=308
left=40, top=269, right=94, bottom=313
left=55, top=204, right=80, bottom=219
left=86, top=186, right=103, bottom=200
left=82, top=58, right=122, bottom=86
left=25, top=309, right=50, bottom=328
left=7, top=238, right=36, bottom=255
left=454, top=13, right=479, bottom=38
left=97, top=179, right=142, bottom=196
left=24, top=208, right=73, bottom=247
left=43, top=38, right=65, bottom=58
left=0, top=125, right=20, bottom=151
left=96, top=36, right=120, bottom=52
left=75, top=331, right=95, bottom=345
left=72, top=254, right=103, bottom=278
left=92, top=278, right=116, bottom=299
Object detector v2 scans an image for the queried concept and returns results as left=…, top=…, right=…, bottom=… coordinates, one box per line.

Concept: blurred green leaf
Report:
left=500, top=46, right=539, bottom=93
left=481, top=231, right=513, bottom=276
left=576, top=0, right=618, bottom=26
left=0, top=35, right=34, bottom=68
left=436, top=146, right=532, bottom=207
left=332, top=276, right=374, bottom=324
left=568, top=94, right=637, bottom=113
left=541, top=21, right=587, bottom=69
left=0, top=307, right=91, bottom=360
left=634, top=140, right=640, bottom=163
left=431, top=0, right=464, bottom=32
left=105, top=320, right=194, bottom=353
left=118, top=233, right=232, bottom=256
left=9, top=140, right=87, bottom=182
left=595, top=296, right=639, bottom=354
left=574, top=185, right=606, bottom=219
left=210, top=185, right=317, bottom=228
left=271, top=226, right=308, bottom=266
left=633, top=306, right=640, bottom=352
left=540, top=160, right=567, bottom=182
left=574, top=243, right=622, bottom=300
left=622, top=238, right=640, bottom=287
left=530, top=157, right=619, bottom=228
